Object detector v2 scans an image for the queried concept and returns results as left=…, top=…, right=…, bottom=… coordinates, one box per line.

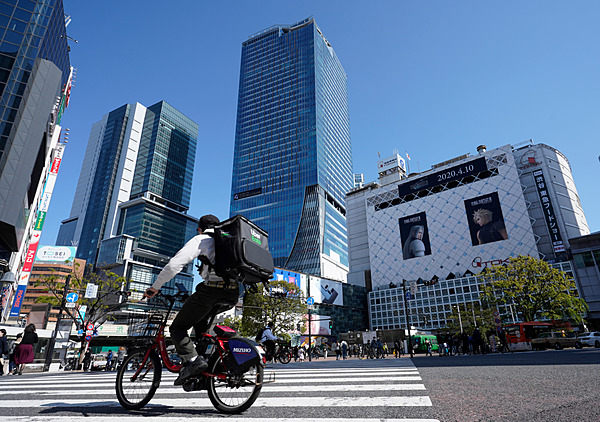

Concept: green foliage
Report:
left=238, top=279, right=307, bottom=339
left=33, top=263, right=128, bottom=336
left=444, top=302, right=496, bottom=336
left=479, top=255, right=587, bottom=323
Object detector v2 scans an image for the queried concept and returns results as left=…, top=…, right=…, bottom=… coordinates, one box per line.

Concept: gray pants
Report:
left=169, top=284, right=239, bottom=362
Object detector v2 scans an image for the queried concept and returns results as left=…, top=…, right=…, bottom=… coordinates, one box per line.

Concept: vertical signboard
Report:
left=533, top=170, right=565, bottom=253
left=10, top=143, right=65, bottom=317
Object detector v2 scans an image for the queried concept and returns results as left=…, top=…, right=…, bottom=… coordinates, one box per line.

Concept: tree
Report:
left=233, top=279, right=307, bottom=340
left=33, top=263, right=129, bottom=364
left=479, top=255, right=587, bottom=323
left=444, top=302, right=496, bottom=337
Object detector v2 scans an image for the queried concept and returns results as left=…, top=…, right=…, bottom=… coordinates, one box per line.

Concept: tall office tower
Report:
left=57, top=101, right=199, bottom=296
left=0, top=0, right=72, bottom=267
left=230, top=17, right=352, bottom=281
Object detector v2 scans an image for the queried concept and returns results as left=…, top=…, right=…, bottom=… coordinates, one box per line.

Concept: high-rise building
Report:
left=0, top=0, right=73, bottom=321
left=57, top=101, right=199, bottom=297
left=230, top=17, right=352, bottom=281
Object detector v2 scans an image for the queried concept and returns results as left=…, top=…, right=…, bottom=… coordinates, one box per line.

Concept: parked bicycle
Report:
left=115, top=286, right=272, bottom=414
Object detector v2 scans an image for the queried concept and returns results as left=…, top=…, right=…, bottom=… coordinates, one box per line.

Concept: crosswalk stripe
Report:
left=0, top=383, right=428, bottom=395
left=0, top=396, right=433, bottom=408
left=7, top=418, right=440, bottom=422
left=0, top=375, right=422, bottom=389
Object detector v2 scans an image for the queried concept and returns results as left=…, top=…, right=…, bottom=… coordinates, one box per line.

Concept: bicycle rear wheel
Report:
left=115, top=349, right=162, bottom=410
left=207, top=353, right=263, bottom=414
left=278, top=348, right=292, bottom=364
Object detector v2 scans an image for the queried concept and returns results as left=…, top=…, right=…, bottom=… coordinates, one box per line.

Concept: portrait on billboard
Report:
left=465, top=192, right=508, bottom=246
left=399, top=212, right=432, bottom=260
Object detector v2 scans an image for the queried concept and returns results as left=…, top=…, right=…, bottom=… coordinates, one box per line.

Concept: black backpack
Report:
left=199, top=214, right=274, bottom=287
left=255, top=327, right=267, bottom=343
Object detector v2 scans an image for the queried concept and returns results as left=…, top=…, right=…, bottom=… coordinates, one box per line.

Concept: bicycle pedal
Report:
left=182, top=377, right=207, bottom=392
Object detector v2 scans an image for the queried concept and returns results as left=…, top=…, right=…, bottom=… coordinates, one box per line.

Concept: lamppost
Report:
left=454, top=304, right=464, bottom=333
left=0, top=261, right=16, bottom=323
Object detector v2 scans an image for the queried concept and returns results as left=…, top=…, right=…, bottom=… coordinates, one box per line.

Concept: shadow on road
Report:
left=411, top=348, right=600, bottom=368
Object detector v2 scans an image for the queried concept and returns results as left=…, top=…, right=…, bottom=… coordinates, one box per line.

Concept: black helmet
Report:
left=198, top=214, right=220, bottom=230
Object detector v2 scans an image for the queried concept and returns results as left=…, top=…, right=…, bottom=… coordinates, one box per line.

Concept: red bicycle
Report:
left=115, top=288, right=270, bottom=414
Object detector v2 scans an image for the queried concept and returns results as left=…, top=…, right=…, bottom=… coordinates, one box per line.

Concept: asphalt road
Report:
left=2, top=349, right=599, bottom=421
left=413, top=348, right=600, bottom=422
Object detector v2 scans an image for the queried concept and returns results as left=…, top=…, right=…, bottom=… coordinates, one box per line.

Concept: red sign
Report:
left=50, top=157, right=62, bottom=174
left=22, top=245, right=38, bottom=273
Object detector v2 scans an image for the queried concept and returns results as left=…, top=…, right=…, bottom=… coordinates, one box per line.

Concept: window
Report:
left=574, top=252, right=595, bottom=269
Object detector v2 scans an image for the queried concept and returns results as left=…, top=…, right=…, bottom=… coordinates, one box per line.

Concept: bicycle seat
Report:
left=211, top=299, right=237, bottom=315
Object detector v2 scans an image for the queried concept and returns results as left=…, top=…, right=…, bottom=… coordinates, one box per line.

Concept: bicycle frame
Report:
left=131, top=317, right=235, bottom=382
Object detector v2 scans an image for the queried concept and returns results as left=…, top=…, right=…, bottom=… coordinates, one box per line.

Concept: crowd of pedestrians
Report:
left=428, top=328, right=511, bottom=356
left=0, top=324, right=38, bottom=376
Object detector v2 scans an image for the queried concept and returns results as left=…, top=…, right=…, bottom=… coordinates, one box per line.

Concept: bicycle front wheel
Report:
left=115, top=349, right=162, bottom=410
left=207, top=354, right=264, bottom=414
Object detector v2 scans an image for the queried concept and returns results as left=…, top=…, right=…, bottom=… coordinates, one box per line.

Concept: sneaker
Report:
left=174, top=356, right=208, bottom=386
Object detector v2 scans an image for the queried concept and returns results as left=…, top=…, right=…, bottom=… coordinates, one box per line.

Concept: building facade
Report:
left=346, top=141, right=589, bottom=331
left=569, top=232, right=600, bottom=328
left=0, top=0, right=73, bottom=322
left=56, top=101, right=199, bottom=298
left=23, top=255, right=85, bottom=328
left=230, top=17, right=352, bottom=281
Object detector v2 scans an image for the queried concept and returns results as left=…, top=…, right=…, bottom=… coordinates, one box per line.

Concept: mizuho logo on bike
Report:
left=232, top=347, right=252, bottom=354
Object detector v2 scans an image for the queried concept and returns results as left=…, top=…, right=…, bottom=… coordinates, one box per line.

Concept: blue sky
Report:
left=40, top=0, right=600, bottom=248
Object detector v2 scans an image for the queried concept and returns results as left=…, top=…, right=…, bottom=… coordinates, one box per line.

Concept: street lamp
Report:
left=0, top=267, right=16, bottom=322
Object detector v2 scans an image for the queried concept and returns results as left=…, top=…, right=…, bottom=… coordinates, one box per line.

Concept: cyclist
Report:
left=258, top=322, right=278, bottom=360
left=143, top=214, right=240, bottom=386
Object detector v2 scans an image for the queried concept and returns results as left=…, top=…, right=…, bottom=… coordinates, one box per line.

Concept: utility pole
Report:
left=402, top=280, right=414, bottom=358
left=44, top=274, right=71, bottom=371
left=307, top=276, right=312, bottom=362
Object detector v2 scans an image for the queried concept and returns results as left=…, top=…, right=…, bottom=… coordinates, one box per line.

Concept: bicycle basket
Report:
left=127, top=310, right=167, bottom=338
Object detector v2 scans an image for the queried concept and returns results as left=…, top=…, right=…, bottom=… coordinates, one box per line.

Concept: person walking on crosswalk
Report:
left=13, top=324, right=37, bottom=375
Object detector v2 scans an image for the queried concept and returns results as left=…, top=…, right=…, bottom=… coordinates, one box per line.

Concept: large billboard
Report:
left=309, top=276, right=344, bottom=306
left=365, top=145, right=538, bottom=287
left=36, top=246, right=77, bottom=263
left=464, top=192, right=508, bottom=246
left=399, top=212, right=432, bottom=260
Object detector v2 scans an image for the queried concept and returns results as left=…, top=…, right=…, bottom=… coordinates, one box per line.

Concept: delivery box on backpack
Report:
left=202, top=214, right=274, bottom=286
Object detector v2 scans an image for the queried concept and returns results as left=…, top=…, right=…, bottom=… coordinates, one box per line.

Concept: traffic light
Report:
left=329, top=319, right=333, bottom=330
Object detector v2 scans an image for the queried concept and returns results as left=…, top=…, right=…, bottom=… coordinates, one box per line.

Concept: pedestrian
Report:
left=341, top=339, right=348, bottom=360
left=298, top=346, right=305, bottom=362
left=106, top=350, right=114, bottom=370
left=8, top=333, right=21, bottom=374
left=425, top=339, right=433, bottom=356
left=82, top=348, right=92, bottom=371
left=472, top=328, right=483, bottom=355
left=332, top=341, right=340, bottom=360
left=498, top=329, right=510, bottom=353
left=461, top=332, right=470, bottom=355
left=13, top=323, right=37, bottom=375
left=117, top=346, right=126, bottom=369
left=0, top=329, right=8, bottom=375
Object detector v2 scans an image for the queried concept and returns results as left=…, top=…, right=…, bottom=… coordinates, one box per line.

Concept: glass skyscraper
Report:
left=230, top=17, right=352, bottom=279
left=0, top=0, right=71, bottom=261
left=57, top=101, right=199, bottom=297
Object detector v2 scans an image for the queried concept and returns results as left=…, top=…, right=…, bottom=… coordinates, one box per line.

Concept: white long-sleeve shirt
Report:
left=151, top=229, right=216, bottom=291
